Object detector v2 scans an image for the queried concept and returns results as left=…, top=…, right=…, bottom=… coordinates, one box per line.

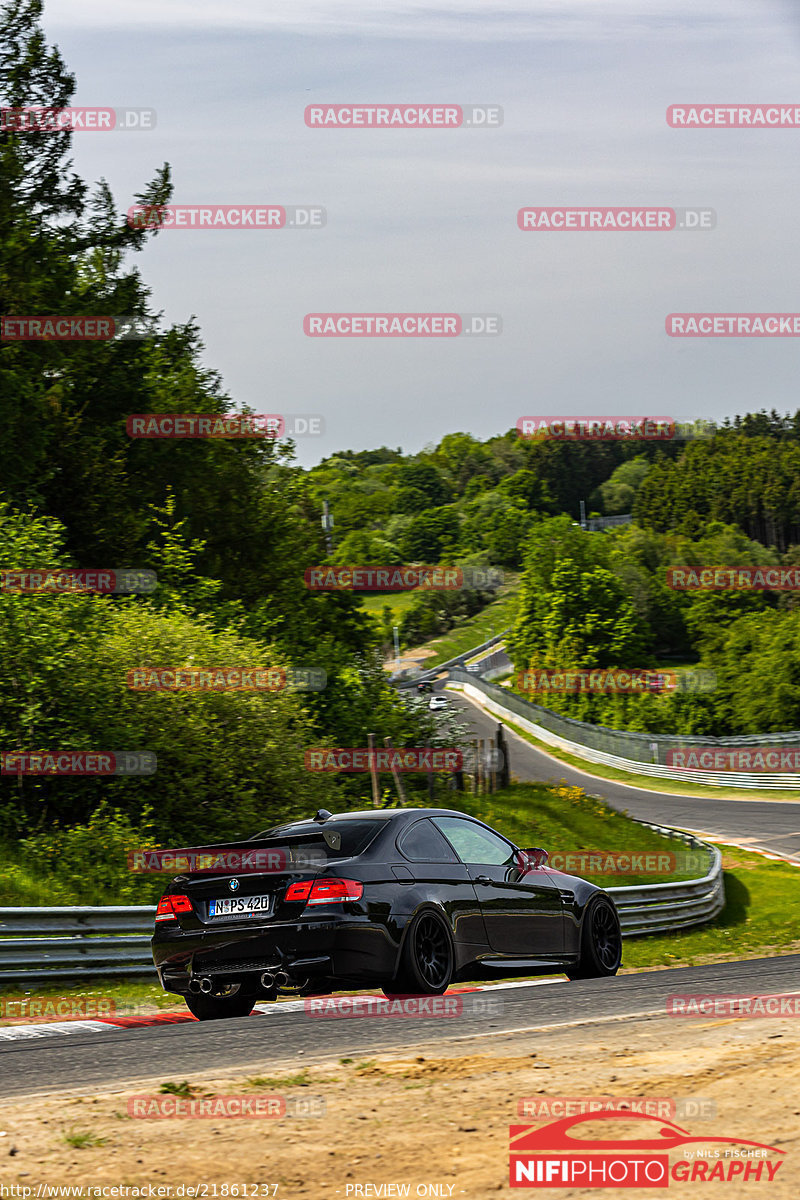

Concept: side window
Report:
left=433, top=816, right=516, bottom=867
left=398, top=819, right=458, bottom=863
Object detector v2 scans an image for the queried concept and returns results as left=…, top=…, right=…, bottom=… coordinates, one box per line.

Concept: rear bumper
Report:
left=152, top=913, right=399, bottom=992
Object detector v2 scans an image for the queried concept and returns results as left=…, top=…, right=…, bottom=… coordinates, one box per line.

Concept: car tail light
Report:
left=284, top=878, right=363, bottom=907
left=155, top=894, right=193, bottom=922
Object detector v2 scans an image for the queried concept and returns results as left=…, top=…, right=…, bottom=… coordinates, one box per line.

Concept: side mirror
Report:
left=517, top=847, right=549, bottom=871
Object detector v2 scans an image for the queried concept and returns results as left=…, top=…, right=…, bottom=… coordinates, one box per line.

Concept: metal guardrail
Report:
left=607, top=825, right=725, bottom=937
left=449, top=671, right=800, bottom=789
left=0, top=906, right=157, bottom=982
left=0, top=826, right=724, bottom=980
left=392, top=630, right=511, bottom=687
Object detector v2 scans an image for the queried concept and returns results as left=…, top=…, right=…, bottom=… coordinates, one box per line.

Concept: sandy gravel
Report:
left=0, top=1011, right=797, bottom=1198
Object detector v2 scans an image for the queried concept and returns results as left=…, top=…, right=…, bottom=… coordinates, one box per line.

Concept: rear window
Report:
left=249, top=819, right=384, bottom=859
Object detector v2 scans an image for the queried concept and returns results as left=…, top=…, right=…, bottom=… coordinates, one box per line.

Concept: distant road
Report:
left=446, top=689, right=800, bottom=862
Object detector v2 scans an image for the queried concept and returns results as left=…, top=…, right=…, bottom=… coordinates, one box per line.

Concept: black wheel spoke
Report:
left=592, top=903, right=621, bottom=969
left=413, top=915, right=451, bottom=988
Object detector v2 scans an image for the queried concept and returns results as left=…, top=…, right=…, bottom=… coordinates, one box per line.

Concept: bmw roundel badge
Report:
left=228, top=878, right=240, bottom=892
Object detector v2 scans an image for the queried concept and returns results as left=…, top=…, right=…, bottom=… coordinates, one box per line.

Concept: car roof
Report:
left=268, top=807, right=484, bottom=827
left=263, top=811, right=489, bottom=830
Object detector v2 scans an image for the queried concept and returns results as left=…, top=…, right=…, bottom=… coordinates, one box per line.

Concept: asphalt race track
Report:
left=2, top=955, right=799, bottom=1099
left=447, top=690, right=800, bottom=863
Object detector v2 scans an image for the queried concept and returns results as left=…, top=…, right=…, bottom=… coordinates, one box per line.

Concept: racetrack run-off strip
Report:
left=0, top=980, right=565, bottom=1041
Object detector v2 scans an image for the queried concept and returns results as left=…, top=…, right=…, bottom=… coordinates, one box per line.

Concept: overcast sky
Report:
left=40, top=0, right=800, bottom=465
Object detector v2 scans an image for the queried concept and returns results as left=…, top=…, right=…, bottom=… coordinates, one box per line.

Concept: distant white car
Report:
left=429, top=695, right=448, bottom=711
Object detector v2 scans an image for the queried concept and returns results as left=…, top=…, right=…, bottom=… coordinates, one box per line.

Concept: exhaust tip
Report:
left=199, top=977, right=213, bottom=994
left=260, top=971, right=275, bottom=989
left=274, top=970, right=290, bottom=988
left=188, top=978, right=201, bottom=994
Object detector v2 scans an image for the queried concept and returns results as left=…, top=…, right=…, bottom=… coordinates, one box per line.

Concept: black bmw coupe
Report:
left=151, top=807, right=622, bottom=1020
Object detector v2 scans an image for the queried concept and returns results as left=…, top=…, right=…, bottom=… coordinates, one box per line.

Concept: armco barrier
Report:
left=0, top=905, right=157, bottom=982
left=607, top=827, right=725, bottom=936
left=392, top=631, right=510, bottom=687
left=448, top=670, right=800, bottom=789
left=0, top=829, right=723, bottom=982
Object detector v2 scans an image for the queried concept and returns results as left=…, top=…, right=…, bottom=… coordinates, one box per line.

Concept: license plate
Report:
left=209, top=894, right=272, bottom=917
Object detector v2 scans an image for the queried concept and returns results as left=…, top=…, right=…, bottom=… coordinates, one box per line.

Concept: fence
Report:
left=583, top=514, right=633, bottom=531
left=449, top=670, right=800, bottom=789
left=469, top=647, right=511, bottom=680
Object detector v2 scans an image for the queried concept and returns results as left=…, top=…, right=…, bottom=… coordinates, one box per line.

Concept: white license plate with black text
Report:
left=209, top=894, right=272, bottom=917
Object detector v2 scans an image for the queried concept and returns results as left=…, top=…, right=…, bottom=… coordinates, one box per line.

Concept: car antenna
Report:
left=313, top=809, right=333, bottom=823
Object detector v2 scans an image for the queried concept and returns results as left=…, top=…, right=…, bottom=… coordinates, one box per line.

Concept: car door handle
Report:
left=474, top=875, right=492, bottom=885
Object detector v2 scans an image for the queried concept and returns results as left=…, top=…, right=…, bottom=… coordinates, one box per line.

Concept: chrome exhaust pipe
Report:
left=188, top=978, right=202, bottom=994
left=260, top=970, right=276, bottom=989
left=274, top=969, right=290, bottom=988
left=199, top=977, right=213, bottom=994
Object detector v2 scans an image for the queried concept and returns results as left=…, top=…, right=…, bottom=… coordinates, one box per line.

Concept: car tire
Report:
left=184, top=985, right=257, bottom=1021
left=565, top=895, right=622, bottom=980
left=384, top=909, right=454, bottom=996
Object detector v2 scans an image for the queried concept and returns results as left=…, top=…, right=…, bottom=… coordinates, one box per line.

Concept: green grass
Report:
left=619, top=845, right=800, bottom=969
left=0, top=839, right=165, bottom=906
left=0, top=848, right=83, bottom=906
left=245, top=1071, right=313, bottom=1088
left=359, top=591, right=423, bottom=625
left=363, top=575, right=519, bottom=667
left=437, top=783, right=704, bottom=886
left=159, top=1080, right=200, bottom=1097
left=420, top=589, right=518, bottom=668
left=0, top=977, right=180, bottom=1012
left=61, top=1130, right=108, bottom=1149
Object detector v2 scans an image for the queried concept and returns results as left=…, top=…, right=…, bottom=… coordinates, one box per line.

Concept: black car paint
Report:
left=151, top=807, right=609, bottom=994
